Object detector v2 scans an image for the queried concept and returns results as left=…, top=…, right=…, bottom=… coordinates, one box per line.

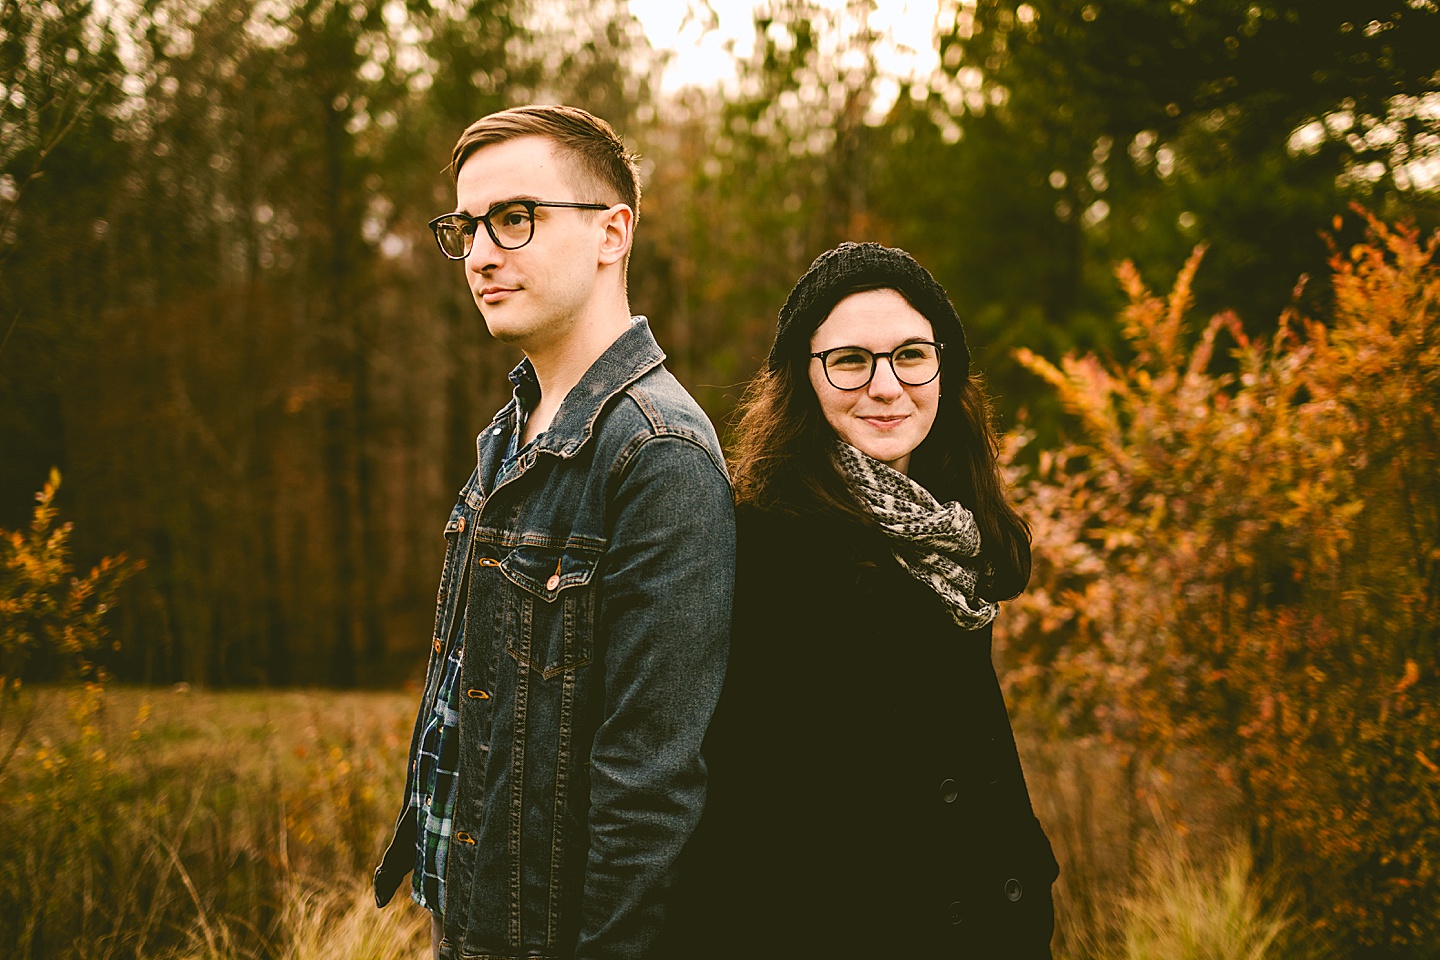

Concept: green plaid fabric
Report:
left=411, top=361, right=539, bottom=916
left=410, top=613, right=464, bottom=914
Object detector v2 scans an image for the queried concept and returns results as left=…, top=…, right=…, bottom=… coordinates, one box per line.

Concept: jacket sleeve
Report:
left=575, top=434, right=735, bottom=960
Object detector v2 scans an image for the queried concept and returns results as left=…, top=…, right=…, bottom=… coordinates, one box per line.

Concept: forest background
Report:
left=2, top=0, right=1438, bottom=958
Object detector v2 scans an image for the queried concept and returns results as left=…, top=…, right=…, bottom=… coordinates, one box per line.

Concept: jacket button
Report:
left=1005, top=878, right=1024, bottom=902
left=456, top=516, right=466, bottom=533
left=947, top=900, right=965, bottom=925
left=940, top=778, right=958, bottom=803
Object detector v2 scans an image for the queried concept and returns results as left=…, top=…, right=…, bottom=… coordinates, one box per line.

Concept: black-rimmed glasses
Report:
left=810, top=341, right=943, bottom=391
left=428, top=199, right=612, bottom=258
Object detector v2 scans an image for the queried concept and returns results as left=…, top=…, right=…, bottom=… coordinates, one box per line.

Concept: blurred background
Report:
left=2, top=2, right=1438, bottom=958
left=4, top=0, right=1434, bottom=688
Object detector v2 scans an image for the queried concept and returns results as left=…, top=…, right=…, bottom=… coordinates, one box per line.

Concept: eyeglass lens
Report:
left=823, top=343, right=940, bottom=390
left=433, top=201, right=536, bottom=258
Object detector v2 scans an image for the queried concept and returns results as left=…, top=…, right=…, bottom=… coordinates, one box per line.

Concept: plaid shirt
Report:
left=411, top=365, right=541, bottom=916
left=409, top=609, right=465, bottom=914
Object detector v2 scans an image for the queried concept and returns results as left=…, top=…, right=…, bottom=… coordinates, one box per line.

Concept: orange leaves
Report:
left=1, top=469, right=142, bottom=781
left=1001, top=211, right=1440, bottom=951
left=1394, top=659, right=1421, bottom=694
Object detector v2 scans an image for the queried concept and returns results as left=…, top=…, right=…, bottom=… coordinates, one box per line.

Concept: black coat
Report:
left=663, top=503, right=1058, bottom=958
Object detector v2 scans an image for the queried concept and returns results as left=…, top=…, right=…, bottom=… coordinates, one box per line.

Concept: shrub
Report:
left=1, top=468, right=139, bottom=779
left=1004, top=212, right=1440, bottom=956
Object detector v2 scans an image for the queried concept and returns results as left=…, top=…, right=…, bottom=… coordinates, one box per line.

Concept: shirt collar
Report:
left=507, top=357, right=541, bottom=412
left=499, top=317, right=664, bottom=460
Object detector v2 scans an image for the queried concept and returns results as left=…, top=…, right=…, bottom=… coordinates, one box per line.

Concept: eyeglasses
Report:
left=428, top=199, right=612, bottom=259
left=810, top=341, right=943, bottom=391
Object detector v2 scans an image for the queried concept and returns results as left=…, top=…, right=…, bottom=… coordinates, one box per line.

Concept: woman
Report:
left=665, top=242, right=1058, bottom=958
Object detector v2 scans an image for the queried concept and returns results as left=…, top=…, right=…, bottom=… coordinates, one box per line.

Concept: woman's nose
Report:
left=867, top=358, right=904, bottom=399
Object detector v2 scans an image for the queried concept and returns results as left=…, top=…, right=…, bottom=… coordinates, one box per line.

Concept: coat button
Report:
left=546, top=574, right=560, bottom=590
left=456, top=516, right=466, bottom=533
left=940, top=778, right=958, bottom=803
left=1005, top=878, right=1023, bottom=902
left=947, top=900, right=965, bottom=925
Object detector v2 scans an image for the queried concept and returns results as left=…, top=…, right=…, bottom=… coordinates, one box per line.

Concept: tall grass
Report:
left=1016, top=735, right=1322, bottom=960
left=1, top=686, right=1312, bottom=959
left=1107, top=838, right=1292, bottom=960
left=0, top=686, right=428, bottom=960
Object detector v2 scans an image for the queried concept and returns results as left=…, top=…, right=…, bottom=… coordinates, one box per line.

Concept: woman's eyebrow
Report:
left=836, top=337, right=933, bottom=349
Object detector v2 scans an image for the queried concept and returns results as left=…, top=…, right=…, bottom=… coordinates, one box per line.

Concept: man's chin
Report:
left=480, top=311, right=528, bottom=346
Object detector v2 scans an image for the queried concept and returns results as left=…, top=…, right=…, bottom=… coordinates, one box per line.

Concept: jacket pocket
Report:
left=502, top=540, right=604, bottom=679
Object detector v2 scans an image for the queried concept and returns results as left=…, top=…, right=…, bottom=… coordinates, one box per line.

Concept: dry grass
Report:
left=1017, top=735, right=1324, bottom=960
left=0, top=685, right=429, bottom=960
left=1106, top=837, right=1292, bottom=960
left=1, top=686, right=1314, bottom=959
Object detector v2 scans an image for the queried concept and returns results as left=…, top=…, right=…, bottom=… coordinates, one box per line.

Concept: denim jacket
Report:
left=375, top=319, right=736, bottom=960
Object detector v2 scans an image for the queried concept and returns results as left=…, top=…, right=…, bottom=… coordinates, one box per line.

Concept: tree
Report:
left=0, top=0, right=124, bottom=519
left=907, top=0, right=1440, bottom=387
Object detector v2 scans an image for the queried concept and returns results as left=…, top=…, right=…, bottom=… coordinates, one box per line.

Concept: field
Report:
left=0, top=685, right=1312, bottom=960
left=0, top=686, right=431, bottom=960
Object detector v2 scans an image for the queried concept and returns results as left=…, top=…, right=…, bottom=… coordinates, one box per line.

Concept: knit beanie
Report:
left=767, top=241, right=970, bottom=380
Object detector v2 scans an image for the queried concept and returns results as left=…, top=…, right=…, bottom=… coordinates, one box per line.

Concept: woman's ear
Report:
left=596, top=204, right=634, bottom=266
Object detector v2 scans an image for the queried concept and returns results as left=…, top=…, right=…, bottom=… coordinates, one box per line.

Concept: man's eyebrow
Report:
left=454, top=195, right=543, bottom=219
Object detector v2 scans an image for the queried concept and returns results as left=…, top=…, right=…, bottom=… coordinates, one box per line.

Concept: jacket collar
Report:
left=492, top=316, right=665, bottom=461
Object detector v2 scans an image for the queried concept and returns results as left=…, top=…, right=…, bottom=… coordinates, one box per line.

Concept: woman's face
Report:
left=807, top=288, right=940, bottom=476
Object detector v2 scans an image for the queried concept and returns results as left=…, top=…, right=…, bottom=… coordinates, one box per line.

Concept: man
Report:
left=374, top=104, right=735, bottom=960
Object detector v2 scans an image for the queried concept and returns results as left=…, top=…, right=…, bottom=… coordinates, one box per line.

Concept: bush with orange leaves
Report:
left=1005, top=212, right=1439, bottom=955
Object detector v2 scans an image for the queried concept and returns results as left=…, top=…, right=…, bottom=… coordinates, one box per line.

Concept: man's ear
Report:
left=596, top=204, right=634, bottom=266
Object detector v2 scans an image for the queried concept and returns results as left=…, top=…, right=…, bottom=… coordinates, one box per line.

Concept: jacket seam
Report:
left=612, top=429, right=731, bottom=493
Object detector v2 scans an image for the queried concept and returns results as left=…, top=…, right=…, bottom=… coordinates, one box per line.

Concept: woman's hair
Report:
left=729, top=284, right=1032, bottom=601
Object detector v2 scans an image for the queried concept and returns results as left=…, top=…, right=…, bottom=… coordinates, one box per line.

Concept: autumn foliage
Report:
left=1005, top=212, right=1440, bottom=955
left=0, top=469, right=139, bottom=779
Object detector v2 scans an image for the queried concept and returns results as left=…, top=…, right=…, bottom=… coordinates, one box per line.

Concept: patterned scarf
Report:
left=831, top=442, right=999, bottom=631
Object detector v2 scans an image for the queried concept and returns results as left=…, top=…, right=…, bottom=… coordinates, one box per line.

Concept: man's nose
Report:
left=466, top=230, right=503, bottom=273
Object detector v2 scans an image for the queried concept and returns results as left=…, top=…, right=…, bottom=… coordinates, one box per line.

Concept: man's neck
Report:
left=520, top=299, right=632, bottom=444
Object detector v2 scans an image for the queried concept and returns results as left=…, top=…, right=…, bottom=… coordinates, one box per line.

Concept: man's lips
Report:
left=479, top=285, right=518, bottom=304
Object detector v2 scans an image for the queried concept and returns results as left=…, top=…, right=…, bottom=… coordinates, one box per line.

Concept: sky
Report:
left=627, top=0, right=944, bottom=94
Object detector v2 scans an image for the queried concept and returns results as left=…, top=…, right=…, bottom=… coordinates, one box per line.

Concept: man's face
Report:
left=453, top=136, right=611, bottom=354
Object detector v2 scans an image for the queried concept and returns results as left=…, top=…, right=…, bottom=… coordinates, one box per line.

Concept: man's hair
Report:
left=449, top=104, right=641, bottom=215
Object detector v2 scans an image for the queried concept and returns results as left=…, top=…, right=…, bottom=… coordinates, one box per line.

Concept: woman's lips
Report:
left=860, top=415, right=908, bottom=430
